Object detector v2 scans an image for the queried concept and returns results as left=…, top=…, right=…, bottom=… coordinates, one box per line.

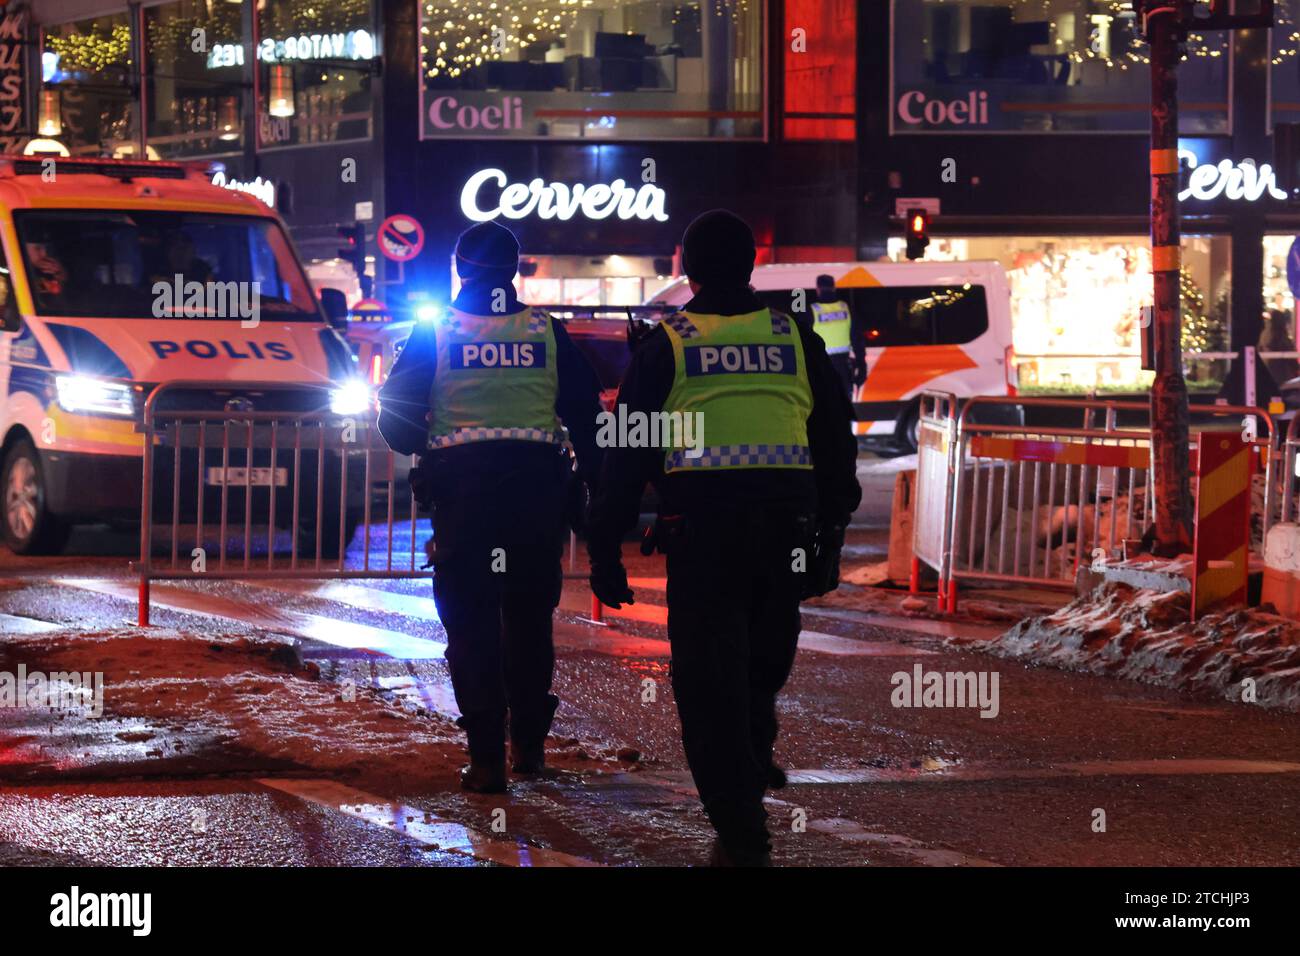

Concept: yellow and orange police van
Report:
left=0, top=155, right=370, bottom=553
left=650, top=260, right=1017, bottom=453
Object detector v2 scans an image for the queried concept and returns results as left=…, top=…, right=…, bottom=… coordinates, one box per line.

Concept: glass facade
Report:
left=892, top=0, right=1230, bottom=133
left=42, top=13, right=137, bottom=156
left=418, top=0, right=765, bottom=140
left=145, top=0, right=246, bottom=158
left=39, top=1, right=377, bottom=160
left=256, top=0, right=376, bottom=148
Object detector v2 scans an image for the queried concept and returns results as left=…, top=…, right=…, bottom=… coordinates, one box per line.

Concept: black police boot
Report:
left=460, top=762, right=508, bottom=794
left=510, top=741, right=546, bottom=776
left=708, top=838, right=772, bottom=868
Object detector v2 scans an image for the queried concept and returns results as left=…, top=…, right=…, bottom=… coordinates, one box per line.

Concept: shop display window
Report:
left=42, top=13, right=137, bottom=156
left=887, top=234, right=1232, bottom=392
left=892, top=0, right=1229, bottom=133
left=145, top=0, right=245, bottom=158
left=257, top=0, right=376, bottom=148
left=419, top=0, right=764, bottom=140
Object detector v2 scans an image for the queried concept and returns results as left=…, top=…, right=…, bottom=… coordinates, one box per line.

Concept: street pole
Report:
left=1146, top=1, right=1193, bottom=555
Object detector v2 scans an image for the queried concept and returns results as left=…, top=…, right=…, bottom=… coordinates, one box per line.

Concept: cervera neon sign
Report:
left=460, top=168, right=669, bottom=223
left=211, top=170, right=275, bottom=207
left=1178, top=149, right=1286, bottom=202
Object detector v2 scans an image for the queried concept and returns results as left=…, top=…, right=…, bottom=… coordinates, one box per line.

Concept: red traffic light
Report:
left=908, top=211, right=928, bottom=236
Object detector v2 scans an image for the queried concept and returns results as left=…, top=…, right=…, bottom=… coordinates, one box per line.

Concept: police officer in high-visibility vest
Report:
left=378, top=221, right=603, bottom=793
left=808, top=273, right=865, bottom=400
left=587, top=211, right=861, bottom=865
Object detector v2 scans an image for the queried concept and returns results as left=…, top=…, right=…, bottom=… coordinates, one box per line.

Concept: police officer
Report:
left=378, top=221, right=603, bottom=793
left=808, top=273, right=865, bottom=400
left=586, top=210, right=861, bottom=865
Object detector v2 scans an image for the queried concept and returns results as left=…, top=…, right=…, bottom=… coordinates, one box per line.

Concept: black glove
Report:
left=590, top=560, right=635, bottom=609
left=801, top=523, right=846, bottom=600
left=408, top=456, right=436, bottom=512
left=851, top=357, right=867, bottom=388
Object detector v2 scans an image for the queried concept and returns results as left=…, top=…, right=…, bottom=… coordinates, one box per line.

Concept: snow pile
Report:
left=0, top=628, right=614, bottom=783
left=975, top=583, right=1300, bottom=711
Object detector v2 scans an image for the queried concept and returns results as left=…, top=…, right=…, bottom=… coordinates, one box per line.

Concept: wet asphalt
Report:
left=0, top=456, right=1298, bottom=867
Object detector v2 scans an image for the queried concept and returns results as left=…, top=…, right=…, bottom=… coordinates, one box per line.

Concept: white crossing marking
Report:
left=257, top=777, right=601, bottom=868
left=58, top=578, right=447, bottom=659
left=0, top=612, right=64, bottom=634
left=797, top=630, right=937, bottom=657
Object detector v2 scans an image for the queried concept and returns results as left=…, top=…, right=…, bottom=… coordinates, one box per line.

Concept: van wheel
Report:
left=2, top=440, right=69, bottom=555
left=896, top=404, right=921, bottom=456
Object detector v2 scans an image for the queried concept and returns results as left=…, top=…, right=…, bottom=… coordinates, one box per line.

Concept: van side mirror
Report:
left=319, top=287, right=348, bottom=330
left=0, top=273, right=19, bottom=333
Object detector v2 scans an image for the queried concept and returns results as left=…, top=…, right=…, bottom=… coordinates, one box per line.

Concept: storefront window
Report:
left=145, top=0, right=245, bottom=158
left=1271, top=1, right=1300, bottom=128
left=887, top=234, right=1232, bottom=392
left=1263, top=235, right=1299, bottom=386
left=419, top=0, right=764, bottom=140
left=892, top=0, right=1229, bottom=133
left=256, top=0, right=376, bottom=148
left=42, top=14, right=137, bottom=156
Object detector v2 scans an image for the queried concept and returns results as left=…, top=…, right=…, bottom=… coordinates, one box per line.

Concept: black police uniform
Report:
left=586, top=282, right=861, bottom=863
left=378, top=280, right=603, bottom=782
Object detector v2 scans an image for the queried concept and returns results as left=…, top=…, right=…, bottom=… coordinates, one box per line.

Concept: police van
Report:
left=649, top=260, right=1016, bottom=453
left=0, top=155, right=369, bottom=553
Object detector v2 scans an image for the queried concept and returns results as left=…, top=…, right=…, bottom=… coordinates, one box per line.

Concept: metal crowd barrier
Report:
left=911, top=391, right=1276, bottom=613
left=1278, top=413, right=1300, bottom=526
left=136, top=381, right=430, bottom=625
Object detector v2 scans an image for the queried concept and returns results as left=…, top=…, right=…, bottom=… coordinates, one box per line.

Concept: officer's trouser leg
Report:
left=830, top=353, right=855, bottom=404
left=666, top=539, right=770, bottom=861
left=501, top=490, right=565, bottom=752
left=747, top=565, right=803, bottom=777
left=431, top=494, right=508, bottom=765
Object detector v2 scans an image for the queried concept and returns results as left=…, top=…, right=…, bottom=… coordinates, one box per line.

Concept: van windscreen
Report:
left=13, top=210, right=319, bottom=320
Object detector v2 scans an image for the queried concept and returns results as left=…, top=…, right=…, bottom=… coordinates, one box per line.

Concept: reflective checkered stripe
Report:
left=661, top=308, right=813, bottom=473
left=665, top=444, right=811, bottom=470
left=811, top=300, right=851, bottom=354
left=429, top=427, right=564, bottom=449
left=430, top=306, right=561, bottom=446
left=663, top=313, right=700, bottom=340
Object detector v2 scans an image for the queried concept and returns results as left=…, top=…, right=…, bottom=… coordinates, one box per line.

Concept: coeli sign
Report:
left=1177, top=149, right=1286, bottom=202
left=460, top=168, right=669, bottom=223
left=896, top=90, right=990, bottom=127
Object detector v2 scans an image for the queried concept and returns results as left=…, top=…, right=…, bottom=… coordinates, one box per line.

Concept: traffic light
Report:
left=337, top=223, right=366, bottom=277
left=905, top=207, right=930, bottom=261
left=1275, top=122, right=1300, bottom=208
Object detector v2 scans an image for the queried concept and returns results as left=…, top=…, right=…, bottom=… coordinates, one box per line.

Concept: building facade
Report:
left=14, top=0, right=1300, bottom=396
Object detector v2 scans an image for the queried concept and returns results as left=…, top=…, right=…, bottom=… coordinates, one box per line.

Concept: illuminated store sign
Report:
left=460, top=168, right=669, bottom=223
left=211, top=170, right=276, bottom=207
left=206, top=30, right=375, bottom=69
left=1178, top=149, right=1286, bottom=202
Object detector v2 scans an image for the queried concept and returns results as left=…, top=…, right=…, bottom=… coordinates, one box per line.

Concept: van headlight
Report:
left=55, top=374, right=136, bottom=417
left=329, top=380, right=373, bottom=416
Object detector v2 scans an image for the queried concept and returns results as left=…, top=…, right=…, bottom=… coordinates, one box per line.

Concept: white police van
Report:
left=0, top=155, right=368, bottom=553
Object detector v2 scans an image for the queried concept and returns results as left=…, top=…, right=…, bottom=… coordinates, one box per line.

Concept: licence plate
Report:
left=205, top=467, right=288, bottom=488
